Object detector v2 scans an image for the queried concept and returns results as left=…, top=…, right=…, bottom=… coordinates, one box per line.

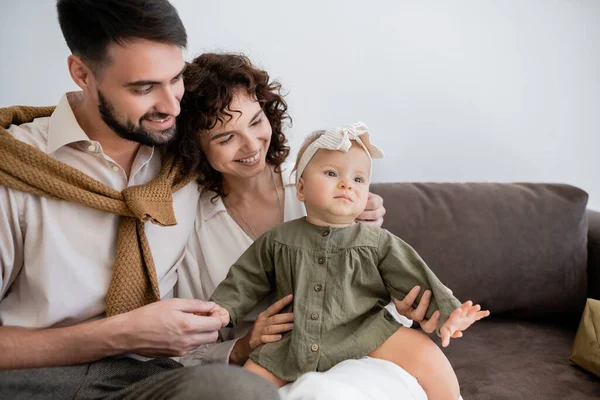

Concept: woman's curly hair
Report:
left=172, top=53, right=291, bottom=198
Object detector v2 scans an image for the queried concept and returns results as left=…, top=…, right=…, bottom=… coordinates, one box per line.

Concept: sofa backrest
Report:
left=370, top=182, right=589, bottom=324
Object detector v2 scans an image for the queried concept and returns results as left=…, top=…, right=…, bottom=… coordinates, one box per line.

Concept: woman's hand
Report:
left=246, top=294, right=294, bottom=349
left=392, top=286, right=469, bottom=340
left=356, top=193, right=386, bottom=227
left=392, top=286, right=448, bottom=333
left=229, top=294, right=294, bottom=365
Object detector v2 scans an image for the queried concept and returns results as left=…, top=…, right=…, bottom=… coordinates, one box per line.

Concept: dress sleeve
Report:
left=179, top=322, right=253, bottom=366
left=209, top=232, right=275, bottom=326
left=377, top=230, right=462, bottom=330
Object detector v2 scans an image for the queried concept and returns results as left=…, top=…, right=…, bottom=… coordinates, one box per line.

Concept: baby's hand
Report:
left=440, top=301, right=490, bottom=347
left=195, top=303, right=230, bottom=327
left=210, top=304, right=230, bottom=327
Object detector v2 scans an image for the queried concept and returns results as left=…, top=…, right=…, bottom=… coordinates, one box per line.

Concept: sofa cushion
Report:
left=435, top=318, right=600, bottom=399
left=370, top=183, right=588, bottom=323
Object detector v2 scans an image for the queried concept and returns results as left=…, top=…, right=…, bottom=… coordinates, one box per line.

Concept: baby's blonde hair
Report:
left=293, top=130, right=326, bottom=178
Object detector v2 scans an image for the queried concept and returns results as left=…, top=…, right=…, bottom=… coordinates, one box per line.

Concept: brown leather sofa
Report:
left=371, top=182, right=600, bottom=399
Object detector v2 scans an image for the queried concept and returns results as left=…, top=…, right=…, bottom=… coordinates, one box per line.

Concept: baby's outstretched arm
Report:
left=440, top=301, right=490, bottom=347
left=210, top=231, right=277, bottom=327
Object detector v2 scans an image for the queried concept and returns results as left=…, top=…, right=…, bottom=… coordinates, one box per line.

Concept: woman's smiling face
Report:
left=199, top=90, right=273, bottom=179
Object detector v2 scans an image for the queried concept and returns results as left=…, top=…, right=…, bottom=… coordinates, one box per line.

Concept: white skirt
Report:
left=278, top=302, right=449, bottom=400
left=279, top=356, right=428, bottom=400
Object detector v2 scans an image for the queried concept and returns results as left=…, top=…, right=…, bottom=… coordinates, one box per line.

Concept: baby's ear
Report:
left=296, top=177, right=306, bottom=202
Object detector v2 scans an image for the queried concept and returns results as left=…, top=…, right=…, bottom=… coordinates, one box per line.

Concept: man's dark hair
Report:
left=57, top=0, right=187, bottom=71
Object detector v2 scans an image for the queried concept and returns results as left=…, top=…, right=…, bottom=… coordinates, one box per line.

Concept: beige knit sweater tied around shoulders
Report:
left=0, top=105, right=195, bottom=315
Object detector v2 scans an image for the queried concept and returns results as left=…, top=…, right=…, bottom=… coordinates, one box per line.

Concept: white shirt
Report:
left=0, top=92, right=199, bottom=328
left=176, top=162, right=304, bottom=365
left=177, top=162, right=305, bottom=302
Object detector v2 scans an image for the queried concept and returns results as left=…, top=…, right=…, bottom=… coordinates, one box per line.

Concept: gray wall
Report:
left=1, top=1, right=598, bottom=209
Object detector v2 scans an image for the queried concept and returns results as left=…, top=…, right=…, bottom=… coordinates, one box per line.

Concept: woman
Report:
left=174, top=53, right=447, bottom=398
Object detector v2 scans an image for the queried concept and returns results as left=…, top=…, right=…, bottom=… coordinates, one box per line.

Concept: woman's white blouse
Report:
left=177, top=162, right=306, bottom=365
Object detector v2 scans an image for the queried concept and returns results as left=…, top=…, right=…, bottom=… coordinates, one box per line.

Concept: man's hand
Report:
left=356, top=192, right=386, bottom=227
left=0, top=298, right=223, bottom=369
left=123, top=298, right=223, bottom=358
left=439, top=301, right=490, bottom=347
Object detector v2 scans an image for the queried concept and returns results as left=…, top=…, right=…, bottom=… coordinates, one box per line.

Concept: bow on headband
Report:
left=295, top=121, right=384, bottom=185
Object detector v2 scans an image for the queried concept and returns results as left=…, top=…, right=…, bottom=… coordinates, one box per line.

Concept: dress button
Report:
left=87, top=144, right=96, bottom=152
left=314, top=284, right=322, bottom=292
left=311, top=344, right=319, bottom=352
left=311, top=312, right=319, bottom=320
left=318, top=257, right=325, bottom=264
left=322, top=230, right=329, bottom=237
left=111, top=165, right=120, bottom=172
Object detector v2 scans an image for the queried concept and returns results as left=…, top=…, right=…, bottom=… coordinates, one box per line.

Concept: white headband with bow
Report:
left=295, top=121, right=384, bottom=185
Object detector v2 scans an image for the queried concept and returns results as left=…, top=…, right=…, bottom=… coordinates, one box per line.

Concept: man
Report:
left=0, top=1, right=279, bottom=398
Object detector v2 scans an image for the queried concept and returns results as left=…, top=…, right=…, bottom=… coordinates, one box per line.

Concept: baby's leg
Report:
left=369, top=327, right=460, bottom=400
left=244, top=359, right=289, bottom=388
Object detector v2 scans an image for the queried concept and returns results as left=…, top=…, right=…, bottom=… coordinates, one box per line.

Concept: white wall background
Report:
left=1, top=1, right=598, bottom=209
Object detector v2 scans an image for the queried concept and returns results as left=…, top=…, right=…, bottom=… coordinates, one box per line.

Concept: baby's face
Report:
left=297, top=143, right=371, bottom=226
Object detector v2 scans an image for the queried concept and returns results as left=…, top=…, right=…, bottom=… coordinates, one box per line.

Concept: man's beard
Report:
left=97, top=90, right=177, bottom=146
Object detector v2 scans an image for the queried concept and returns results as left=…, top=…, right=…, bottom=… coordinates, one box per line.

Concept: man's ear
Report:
left=296, top=177, right=306, bottom=202
left=67, top=55, right=96, bottom=92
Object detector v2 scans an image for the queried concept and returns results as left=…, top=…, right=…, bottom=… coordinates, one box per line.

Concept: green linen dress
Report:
left=210, top=217, right=462, bottom=381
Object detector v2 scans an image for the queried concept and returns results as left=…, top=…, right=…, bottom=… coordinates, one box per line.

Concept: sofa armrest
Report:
left=588, top=210, right=600, bottom=300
